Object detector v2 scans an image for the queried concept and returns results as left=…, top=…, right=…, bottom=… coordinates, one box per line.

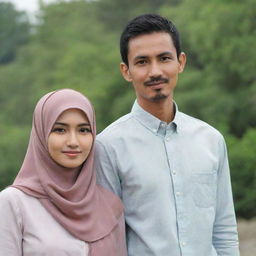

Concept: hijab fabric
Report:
left=12, top=89, right=124, bottom=254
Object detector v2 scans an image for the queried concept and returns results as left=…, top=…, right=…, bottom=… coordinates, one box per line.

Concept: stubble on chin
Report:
left=150, top=91, right=168, bottom=101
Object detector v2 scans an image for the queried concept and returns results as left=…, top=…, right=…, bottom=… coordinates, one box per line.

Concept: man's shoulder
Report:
left=178, top=111, right=223, bottom=138
left=97, top=113, right=134, bottom=142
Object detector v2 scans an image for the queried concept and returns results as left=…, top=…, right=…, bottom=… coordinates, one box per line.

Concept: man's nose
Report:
left=149, top=61, right=162, bottom=77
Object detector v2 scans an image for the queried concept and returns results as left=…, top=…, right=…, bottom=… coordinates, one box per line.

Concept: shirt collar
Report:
left=131, top=100, right=182, bottom=135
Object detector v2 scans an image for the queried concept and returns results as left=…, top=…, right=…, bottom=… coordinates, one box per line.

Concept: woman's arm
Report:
left=0, top=188, right=23, bottom=256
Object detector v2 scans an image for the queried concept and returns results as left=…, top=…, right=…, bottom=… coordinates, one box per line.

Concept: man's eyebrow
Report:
left=157, top=51, right=174, bottom=57
left=134, top=51, right=174, bottom=60
left=134, top=55, right=148, bottom=61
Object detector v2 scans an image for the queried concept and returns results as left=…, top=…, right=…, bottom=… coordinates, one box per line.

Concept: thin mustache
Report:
left=144, top=77, right=169, bottom=86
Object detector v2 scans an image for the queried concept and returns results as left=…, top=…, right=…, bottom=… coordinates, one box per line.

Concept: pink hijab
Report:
left=12, top=89, right=125, bottom=254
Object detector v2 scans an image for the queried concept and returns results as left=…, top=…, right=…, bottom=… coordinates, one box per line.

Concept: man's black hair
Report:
left=120, top=14, right=181, bottom=66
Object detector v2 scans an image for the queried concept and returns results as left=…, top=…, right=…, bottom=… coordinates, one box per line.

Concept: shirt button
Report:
left=176, top=191, right=181, bottom=196
left=181, top=242, right=186, bottom=246
left=166, top=137, right=170, bottom=141
left=172, top=170, right=176, bottom=175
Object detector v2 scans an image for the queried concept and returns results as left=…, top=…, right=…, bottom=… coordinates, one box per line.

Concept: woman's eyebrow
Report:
left=53, top=122, right=90, bottom=126
left=54, top=122, right=67, bottom=126
left=78, top=123, right=90, bottom=127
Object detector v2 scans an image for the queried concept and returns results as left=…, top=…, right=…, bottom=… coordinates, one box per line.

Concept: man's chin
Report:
left=150, top=93, right=167, bottom=102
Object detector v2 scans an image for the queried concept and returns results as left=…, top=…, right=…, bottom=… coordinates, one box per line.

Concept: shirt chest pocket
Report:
left=192, top=171, right=217, bottom=208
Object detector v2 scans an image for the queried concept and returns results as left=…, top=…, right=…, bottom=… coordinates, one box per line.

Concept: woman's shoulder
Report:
left=1, top=186, right=24, bottom=198
left=0, top=187, right=32, bottom=206
left=0, top=187, right=25, bottom=222
left=0, top=187, right=40, bottom=223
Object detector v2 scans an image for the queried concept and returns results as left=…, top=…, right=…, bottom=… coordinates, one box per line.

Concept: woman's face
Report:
left=47, top=108, right=93, bottom=168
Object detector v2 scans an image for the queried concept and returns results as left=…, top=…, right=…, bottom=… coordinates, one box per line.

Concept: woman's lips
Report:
left=62, top=151, right=81, bottom=157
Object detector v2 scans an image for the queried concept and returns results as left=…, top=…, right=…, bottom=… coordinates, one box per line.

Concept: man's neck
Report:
left=138, top=98, right=174, bottom=123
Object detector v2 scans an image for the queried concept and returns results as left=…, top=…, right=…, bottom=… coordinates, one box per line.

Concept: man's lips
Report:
left=144, top=78, right=169, bottom=89
left=145, top=81, right=167, bottom=89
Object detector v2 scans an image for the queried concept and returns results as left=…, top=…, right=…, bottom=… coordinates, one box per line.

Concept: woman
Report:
left=0, top=89, right=127, bottom=255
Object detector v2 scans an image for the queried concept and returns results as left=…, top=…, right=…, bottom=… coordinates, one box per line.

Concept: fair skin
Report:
left=48, top=108, right=93, bottom=169
left=120, top=32, right=186, bottom=123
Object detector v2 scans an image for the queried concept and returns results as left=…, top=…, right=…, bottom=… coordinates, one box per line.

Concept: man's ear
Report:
left=120, top=62, right=132, bottom=82
left=178, top=52, right=186, bottom=73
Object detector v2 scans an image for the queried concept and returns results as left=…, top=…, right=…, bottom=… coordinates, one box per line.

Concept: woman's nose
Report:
left=67, top=132, right=79, bottom=148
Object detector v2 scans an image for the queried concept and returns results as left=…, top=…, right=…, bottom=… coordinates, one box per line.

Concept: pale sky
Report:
left=1, top=0, right=59, bottom=13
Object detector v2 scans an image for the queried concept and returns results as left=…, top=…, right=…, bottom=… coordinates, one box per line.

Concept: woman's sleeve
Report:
left=0, top=189, right=23, bottom=256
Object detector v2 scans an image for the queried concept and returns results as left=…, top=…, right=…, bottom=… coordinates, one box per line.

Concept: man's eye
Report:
left=136, top=60, right=147, bottom=65
left=160, top=56, right=171, bottom=62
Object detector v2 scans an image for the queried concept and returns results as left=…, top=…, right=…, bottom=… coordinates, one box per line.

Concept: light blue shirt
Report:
left=95, top=101, right=239, bottom=256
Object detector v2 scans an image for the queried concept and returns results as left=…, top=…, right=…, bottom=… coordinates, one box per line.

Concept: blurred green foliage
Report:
left=0, top=2, right=30, bottom=64
left=0, top=0, right=255, bottom=218
left=227, top=129, right=256, bottom=218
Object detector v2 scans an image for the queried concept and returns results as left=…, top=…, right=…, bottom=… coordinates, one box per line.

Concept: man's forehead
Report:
left=127, top=32, right=176, bottom=58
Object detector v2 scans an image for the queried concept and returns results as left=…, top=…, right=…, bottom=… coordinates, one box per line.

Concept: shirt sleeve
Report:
left=95, top=139, right=122, bottom=199
left=0, top=189, right=23, bottom=256
left=212, top=136, right=240, bottom=256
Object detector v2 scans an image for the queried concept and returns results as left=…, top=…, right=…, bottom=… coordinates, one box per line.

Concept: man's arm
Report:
left=95, top=139, right=122, bottom=198
left=213, top=136, right=240, bottom=256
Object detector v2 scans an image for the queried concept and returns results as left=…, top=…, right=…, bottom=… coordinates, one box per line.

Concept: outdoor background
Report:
left=0, top=0, right=255, bottom=254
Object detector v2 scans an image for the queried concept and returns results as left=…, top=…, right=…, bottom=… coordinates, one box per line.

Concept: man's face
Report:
left=120, top=32, right=186, bottom=108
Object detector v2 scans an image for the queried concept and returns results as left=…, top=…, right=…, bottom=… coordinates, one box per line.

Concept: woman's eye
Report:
left=52, top=127, right=65, bottom=133
left=80, top=127, right=91, bottom=133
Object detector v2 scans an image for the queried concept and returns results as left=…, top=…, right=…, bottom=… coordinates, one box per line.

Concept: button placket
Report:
left=165, top=137, right=171, bottom=141
left=165, top=134, right=187, bottom=249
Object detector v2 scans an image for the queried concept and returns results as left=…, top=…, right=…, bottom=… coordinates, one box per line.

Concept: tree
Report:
left=0, top=0, right=255, bottom=218
left=0, top=2, right=30, bottom=64
left=227, top=129, right=256, bottom=218
left=95, top=0, right=179, bottom=31
left=160, top=0, right=256, bottom=137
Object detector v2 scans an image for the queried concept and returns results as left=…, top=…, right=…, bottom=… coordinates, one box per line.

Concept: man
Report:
left=95, top=14, right=239, bottom=256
